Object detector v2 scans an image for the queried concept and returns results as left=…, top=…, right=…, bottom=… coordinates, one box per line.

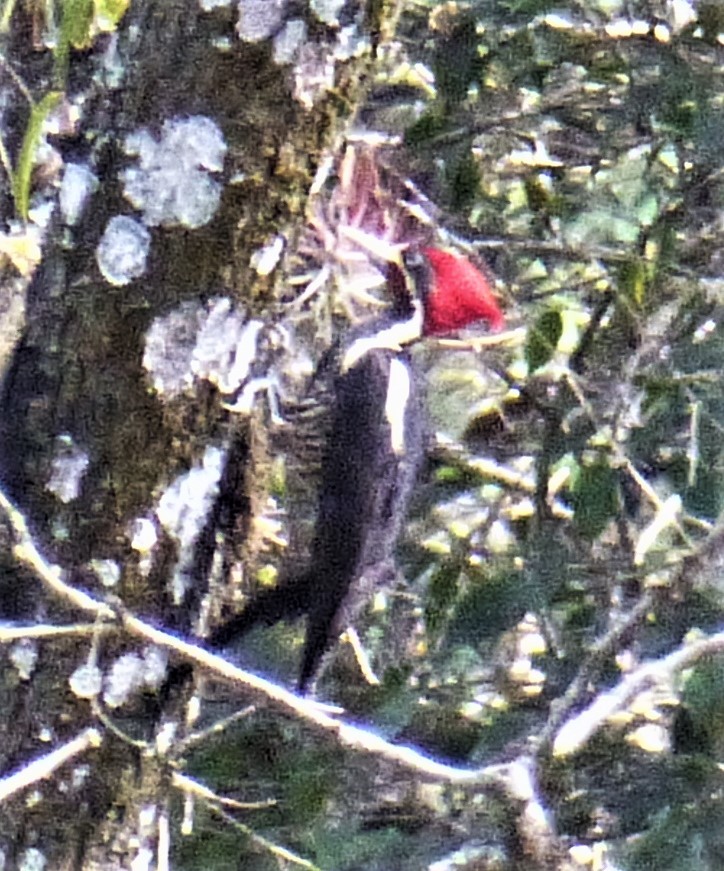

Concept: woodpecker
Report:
left=209, top=247, right=504, bottom=692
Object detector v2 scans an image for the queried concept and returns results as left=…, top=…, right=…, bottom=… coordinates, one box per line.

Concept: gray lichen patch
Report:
left=142, top=298, right=265, bottom=400
left=122, top=116, right=227, bottom=229
left=236, top=0, right=286, bottom=42
left=96, top=215, right=151, bottom=286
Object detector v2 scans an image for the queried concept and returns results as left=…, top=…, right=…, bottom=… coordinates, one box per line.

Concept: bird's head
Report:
left=417, top=247, right=504, bottom=336
left=388, top=246, right=504, bottom=340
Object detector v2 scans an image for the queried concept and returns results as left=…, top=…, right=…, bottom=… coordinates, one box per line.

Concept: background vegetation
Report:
left=1, top=0, right=724, bottom=869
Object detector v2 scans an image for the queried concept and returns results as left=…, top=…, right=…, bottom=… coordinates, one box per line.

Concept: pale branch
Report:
left=0, top=622, right=105, bottom=641
left=0, top=478, right=571, bottom=865
left=157, top=803, right=171, bottom=871
left=173, top=704, right=257, bottom=756
left=552, top=629, right=724, bottom=758
left=0, top=485, right=521, bottom=786
left=207, top=802, right=323, bottom=871
left=172, top=772, right=276, bottom=812
left=0, top=487, right=115, bottom=621
left=543, top=507, right=724, bottom=751
left=540, top=591, right=655, bottom=750
left=342, top=626, right=380, bottom=685
left=90, top=698, right=148, bottom=750
left=434, top=326, right=527, bottom=352
left=480, top=756, right=571, bottom=870
left=0, top=727, right=102, bottom=804
left=433, top=435, right=573, bottom=520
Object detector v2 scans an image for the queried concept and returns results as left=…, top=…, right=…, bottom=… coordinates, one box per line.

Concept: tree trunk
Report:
left=0, top=1, right=392, bottom=865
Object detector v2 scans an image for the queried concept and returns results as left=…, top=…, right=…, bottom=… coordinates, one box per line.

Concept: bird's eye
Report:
left=401, top=249, right=432, bottom=300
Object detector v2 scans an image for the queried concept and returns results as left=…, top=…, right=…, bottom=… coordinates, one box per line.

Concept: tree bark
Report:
left=0, top=1, right=393, bottom=865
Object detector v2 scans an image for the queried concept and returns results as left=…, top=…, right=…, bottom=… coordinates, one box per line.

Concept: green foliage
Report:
left=60, top=0, right=94, bottom=50
left=570, top=456, right=619, bottom=541
left=432, top=11, right=482, bottom=107
left=7, top=0, right=724, bottom=865
left=311, top=827, right=407, bottom=871
left=404, top=110, right=449, bottom=147
left=56, top=0, right=130, bottom=82
left=174, top=817, right=253, bottom=871
left=424, top=550, right=465, bottom=642
left=618, top=257, right=652, bottom=310
left=349, top=664, right=419, bottom=735
left=279, top=748, right=339, bottom=824
left=402, top=703, right=483, bottom=760
left=680, top=656, right=724, bottom=753
left=5, top=0, right=129, bottom=219
left=447, top=568, right=530, bottom=644
left=12, top=91, right=62, bottom=220
left=0, top=0, right=16, bottom=32
left=499, top=0, right=560, bottom=14
left=626, top=800, right=724, bottom=871
left=95, top=0, right=129, bottom=30
left=446, top=152, right=481, bottom=212
left=174, top=0, right=724, bottom=863
left=525, top=308, right=564, bottom=371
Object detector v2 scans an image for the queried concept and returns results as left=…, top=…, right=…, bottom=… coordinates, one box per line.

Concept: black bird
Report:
left=208, top=249, right=504, bottom=692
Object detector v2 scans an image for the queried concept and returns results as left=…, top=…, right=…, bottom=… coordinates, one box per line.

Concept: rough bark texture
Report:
left=0, top=1, right=393, bottom=865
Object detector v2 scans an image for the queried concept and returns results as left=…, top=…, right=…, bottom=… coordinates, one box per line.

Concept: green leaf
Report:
left=525, top=308, right=563, bottom=372
left=618, top=257, right=651, bottom=309
left=54, top=0, right=94, bottom=83
left=681, top=655, right=724, bottom=735
left=571, top=458, right=619, bottom=540
left=424, top=556, right=463, bottom=642
left=62, top=0, right=94, bottom=48
left=404, top=110, right=448, bottom=147
left=448, top=569, right=530, bottom=644
left=12, top=91, right=63, bottom=220
left=94, top=0, right=129, bottom=32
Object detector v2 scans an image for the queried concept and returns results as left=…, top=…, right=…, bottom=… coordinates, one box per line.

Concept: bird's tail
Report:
left=207, top=574, right=313, bottom=649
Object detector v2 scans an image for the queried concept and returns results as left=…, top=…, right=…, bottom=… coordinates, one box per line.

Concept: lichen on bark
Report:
left=0, top=0, right=393, bottom=863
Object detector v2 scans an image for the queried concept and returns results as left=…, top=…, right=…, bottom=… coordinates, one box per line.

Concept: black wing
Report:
left=209, top=345, right=423, bottom=693
left=299, top=346, right=422, bottom=690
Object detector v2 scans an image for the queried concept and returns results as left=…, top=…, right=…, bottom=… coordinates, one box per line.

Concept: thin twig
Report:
left=433, top=437, right=573, bottom=519
left=540, top=591, right=654, bottom=749
left=552, top=629, right=724, bottom=757
left=172, top=772, right=276, bottom=811
left=0, top=622, right=107, bottom=641
left=0, top=476, right=571, bottom=866
left=90, top=699, right=148, bottom=751
left=173, top=705, right=257, bottom=755
left=0, top=727, right=102, bottom=803
left=0, top=485, right=505, bottom=785
left=207, top=802, right=323, bottom=870
left=0, top=55, right=32, bottom=103
left=542, top=512, right=724, bottom=752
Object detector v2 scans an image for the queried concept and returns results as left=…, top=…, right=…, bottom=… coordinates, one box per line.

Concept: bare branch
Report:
left=0, top=484, right=511, bottom=785
left=172, top=772, right=276, bottom=811
left=207, top=802, right=323, bottom=870
left=173, top=705, right=257, bottom=756
left=0, top=485, right=572, bottom=865
left=0, top=727, right=102, bottom=804
left=0, top=622, right=108, bottom=642
left=553, top=629, right=724, bottom=757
